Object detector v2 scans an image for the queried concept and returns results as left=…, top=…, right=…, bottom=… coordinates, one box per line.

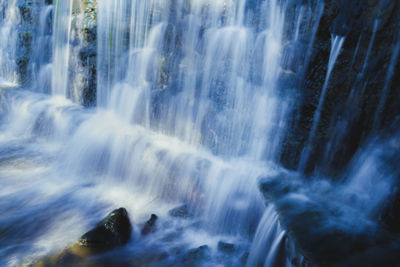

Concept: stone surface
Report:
left=168, top=204, right=193, bottom=219
left=79, top=208, right=132, bottom=249
left=34, top=208, right=132, bottom=267
left=141, top=214, right=158, bottom=236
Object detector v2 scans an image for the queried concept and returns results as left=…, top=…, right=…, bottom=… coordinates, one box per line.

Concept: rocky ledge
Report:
left=259, top=173, right=400, bottom=266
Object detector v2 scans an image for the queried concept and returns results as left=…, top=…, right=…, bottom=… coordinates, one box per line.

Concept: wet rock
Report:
left=78, top=207, right=132, bottom=249
left=259, top=173, right=302, bottom=201
left=16, top=55, right=29, bottom=84
left=38, top=208, right=131, bottom=266
left=280, top=0, right=400, bottom=176
left=182, top=245, right=211, bottom=265
left=168, top=204, right=193, bottom=219
left=141, top=214, right=158, bottom=235
left=217, top=241, right=235, bottom=254
left=34, top=208, right=132, bottom=267
left=18, top=31, right=33, bottom=53
left=18, top=4, right=32, bottom=23
left=240, top=252, right=249, bottom=265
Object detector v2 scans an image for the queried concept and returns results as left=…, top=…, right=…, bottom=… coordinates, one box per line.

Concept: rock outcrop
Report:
left=280, top=0, right=400, bottom=176
left=34, top=208, right=132, bottom=267
left=259, top=173, right=400, bottom=266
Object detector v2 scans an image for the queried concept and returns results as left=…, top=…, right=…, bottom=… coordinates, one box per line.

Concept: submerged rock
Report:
left=168, top=204, right=193, bottom=219
left=141, top=214, right=158, bottom=236
left=182, top=245, right=211, bottom=265
left=217, top=241, right=236, bottom=254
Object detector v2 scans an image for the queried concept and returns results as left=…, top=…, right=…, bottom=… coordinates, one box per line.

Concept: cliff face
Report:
left=280, top=0, right=400, bottom=177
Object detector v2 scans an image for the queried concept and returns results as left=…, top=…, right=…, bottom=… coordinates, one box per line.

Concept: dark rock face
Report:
left=79, top=44, right=97, bottom=107
left=259, top=172, right=400, bottom=266
left=79, top=207, right=132, bottom=249
left=280, top=0, right=400, bottom=176
left=141, top=214, right=158, bottom=235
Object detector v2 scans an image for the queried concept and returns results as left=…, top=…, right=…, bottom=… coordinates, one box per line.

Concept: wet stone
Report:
left=168, top=204, right=193, bottom=219
left=78, top=207, right=132, bottom=249
left=141, top=214, right=158, bottom=235
left=182, top=245, right=211, bottom=265
left=218, top=241, right=236, bottom=254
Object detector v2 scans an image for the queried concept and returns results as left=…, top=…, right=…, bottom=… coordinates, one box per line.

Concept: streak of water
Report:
left=299, top=35, right=345, bottom=172
left=0, top=0, right=20, bottom=84
left=372, top=37, right=400, bottom=133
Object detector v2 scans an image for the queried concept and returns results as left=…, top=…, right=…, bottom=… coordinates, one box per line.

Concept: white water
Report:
left=0, top=0, right=322, bottom=265
left=0, top=0, right=20, bottom=85
left=51, top=0, right=73, bottom=97
left=247, top=205, right=289, bottom=267
left=30, top=4, right=53, bottom=94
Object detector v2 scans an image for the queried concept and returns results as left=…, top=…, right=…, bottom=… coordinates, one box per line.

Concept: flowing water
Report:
left=0, top=0, right=398, bottom=266
left=0, top=0, right=19, bottom=86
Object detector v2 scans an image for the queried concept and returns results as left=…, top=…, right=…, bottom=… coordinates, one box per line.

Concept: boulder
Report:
left=34, top=208, right=132, bottom=267
left=79, top=208, right=132, bottom=249
left=182, top=245, right=211, bottom=265
left=141, top=214, right=158, bottom=236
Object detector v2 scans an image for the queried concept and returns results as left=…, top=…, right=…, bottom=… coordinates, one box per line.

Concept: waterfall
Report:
left=0, top=0, right=323, bottom=264
left=51, top=0, right=73, bottom=96
left=97, top=0, right=289, bottom=161
left=30, top=4, right=53, bottom=94
left=0, top=0, right=19, bottom=86
left=247, top=206, right=288, bottom=267
left=2, top=0, right=399, bottom=266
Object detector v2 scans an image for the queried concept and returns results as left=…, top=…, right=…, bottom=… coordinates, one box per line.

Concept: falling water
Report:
left=30, top=4, right=53, bottom=94
left=51, top=0, right=73, bottom=96
left=372, top=37, right=400, bottom=132
left=361, top=19, right=379, bottom=77
left=299, top=35, right=346, bottom=172
left=2, top=0, right=398, bottom=266
left=0, top=0, right=19, bottom=86
left=0, top=0, right=324, bottom=265
left=247, top=205, right=288, bottom=267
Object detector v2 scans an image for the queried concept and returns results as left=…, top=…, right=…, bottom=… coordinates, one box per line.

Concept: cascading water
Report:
left=51, top=0, right=73, bottom=97
left=0, top=0, right=19, bottom=86
left=30, top=4, right=53, bottom=94
left=98, top=0, right=289, bottom=161
left=0, top=0, right=399, bottom=266
left=0, top=0, right=319, bottom=265
left=247, top=205, right=288, bottom=267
